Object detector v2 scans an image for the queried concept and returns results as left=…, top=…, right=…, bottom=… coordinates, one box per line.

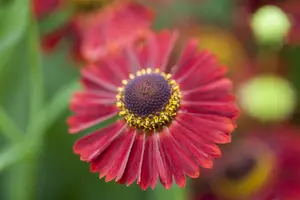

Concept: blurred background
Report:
left=1, top=0, right=300, bottom=199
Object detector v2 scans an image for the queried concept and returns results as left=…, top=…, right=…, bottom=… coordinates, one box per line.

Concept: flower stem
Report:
left=9, top=156, right=37, bottom=200
left=9, top=11, right=45, bottom=200
left=27, top=14, right=44, bottom=126
left=0, top=106, right=23, bottom=143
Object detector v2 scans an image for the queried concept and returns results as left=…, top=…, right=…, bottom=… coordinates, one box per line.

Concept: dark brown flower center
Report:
left=116, top=68, right=181, bottom=132
left=124, top=74, right=171, bottom=117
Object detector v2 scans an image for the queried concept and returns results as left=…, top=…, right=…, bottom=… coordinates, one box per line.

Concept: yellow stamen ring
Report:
left=116, top=68, right=181, bottom=132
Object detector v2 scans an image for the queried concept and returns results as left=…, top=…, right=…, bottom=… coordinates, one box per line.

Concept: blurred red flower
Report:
left=67, top=30, right=239, bottom=190
left=202, top=127, right=300, bottom=200
left=32, top=0, right=153, bottom=62
left=77, top=2, right=153, bottom=62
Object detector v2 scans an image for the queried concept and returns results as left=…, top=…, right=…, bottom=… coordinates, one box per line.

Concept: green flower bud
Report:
left=251, top=6, right=291, bottom=45
left=238, top=74, right=296, bottom=122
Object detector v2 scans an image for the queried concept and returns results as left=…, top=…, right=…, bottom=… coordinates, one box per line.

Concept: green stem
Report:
left=27, top=81, right=79, bottom=138
left=0, top=106, right=23, bottom=143
left=9, top=81, right=79, bottom=200
left=10, top=12, right=45, bottom=200
left=9, top=155, right=37, bottom=200
left=27, top=14, right=44, bottom=126
left=0, top=80, right=78, bottom=174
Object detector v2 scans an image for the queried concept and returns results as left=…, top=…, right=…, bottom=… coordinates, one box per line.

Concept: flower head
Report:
left=209, top=137, right=276, bottom=199
left=78, top=2, right=153, bottom=62
left=68, top=30, right=239, bottom=190
left=202, top=127, right=300, bottom=200
left=35, top=0, right=153, bottom=63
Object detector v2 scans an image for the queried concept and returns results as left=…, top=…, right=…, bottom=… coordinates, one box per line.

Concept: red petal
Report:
left=67, top=94, right=118, bottom=134
left=136, top=42, right=152, bottom=69
left=182, top=78, right=233, bottom=100
left=179, top=112, right=235, bottom=133
left=165, top=128, right=200, bottom=178
left=82, top=62, right=124, bottom=87
left=172, top=39, right=199, bottom=78
left=173, top=44, right=229, bottom=92
left=176, top=113, right=234, bottom=144
left=70, top=91, right=116, bottom=112
left=138, top=135, right=153, bottom=190
left=181, top=79, right=239, bottom=118
left=90, top=131, right=128, bottom=177
left=73, top=121, right=126, bottom=161
left=159, top=132, right=186, bottom=187
left=181, top=100, right=239, bottom=119
left=67, top=111, right=118, bottom=134
left=71, top=90, right=116, bottom=101
left=125, top=46, right=143, bottom=73
left=88, top=128, right=135, bottom=180
left=157, top=133, right=173, bottom=189
left=149, top=135, right=159, bottom=189
left=172, top=38, right=198, bottom=76
left=153, top=133, right=167, bottom=189
left=159, top=129, right=200, bottom=187
left=118, top=134, right=145, bottom=186
left=179, top=130, right=222, bottom=159
left=171, top=121, right=219, bottom=168
left=140, top=30, right=179, bottom=72
left=81, top=66, right=118, bottom=93
left=105, top=129, right=136, bottom=182
left=156, top=31, right=179, bottom=72
left=177, top=50, right=216, bottom=83
left=179, top=61, right=227, bottom=92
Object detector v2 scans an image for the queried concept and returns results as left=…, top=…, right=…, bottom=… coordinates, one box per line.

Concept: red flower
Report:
left=67, top=30, right=239, bottom=190
left=34, top=1, right=153, bottom=62
left=77, top=2, right=153, bottom=62
left=205, top=128, right=300, bottom=200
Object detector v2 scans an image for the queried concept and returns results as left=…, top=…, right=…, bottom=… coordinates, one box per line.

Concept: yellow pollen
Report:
left=116, top=68, right=181, bottom=132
